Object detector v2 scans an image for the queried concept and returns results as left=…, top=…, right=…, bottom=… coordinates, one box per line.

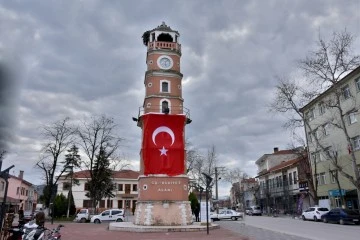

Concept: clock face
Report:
left=157, top=56, right=173, bottom=69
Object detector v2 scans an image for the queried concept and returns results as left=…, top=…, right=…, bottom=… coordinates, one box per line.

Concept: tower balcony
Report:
left=133, top=105, right=191, bottom=127
left=148, top=41, right=181, bottom=53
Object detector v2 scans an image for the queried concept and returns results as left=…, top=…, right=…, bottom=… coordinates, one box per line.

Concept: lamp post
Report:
left=202, top=173, right=213, bottom=235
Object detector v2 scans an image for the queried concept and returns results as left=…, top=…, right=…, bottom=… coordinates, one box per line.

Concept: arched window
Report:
left=161, top=100, right=170, bottom=114
left=157, top=33, right=173, bottom=42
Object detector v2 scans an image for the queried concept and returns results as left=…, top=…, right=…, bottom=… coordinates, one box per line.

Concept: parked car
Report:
left=321, top=208, right=360, bottom=225
left=90, top=209, right=125, bottom=224
left=249, top=206, right=262, bottom=216
left=75, top=208, right=94, bottom=223
left=210, top=209, right=243, bottom=221
left=245, top=207, right=252, bottom=215
left=23, top=210, right=34, bottom=221
left=302, top=207, right=329, bottom=221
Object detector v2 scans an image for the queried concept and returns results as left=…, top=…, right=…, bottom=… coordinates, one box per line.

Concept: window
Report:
left=125, top=184, right=131, bottom=194
left=324, top=147, right=334, bottom=159
left=348, top=112, right=357, bottom=124
left=107, top=199, right=113, bottom=208
left=84, top=183, right=90, bottom=191
left=99, top=200, right=105, bottom=208
left=352, top=136, right=360, bottom=151
left=311, top=151, right=321, bottom=163
left=161, top=100, right=169, bottom=113
left=307, top=132, right=313, bottom=142
left=0, top=181, right=4, bottom=191
left=316, top=173, right=327, bottom=185
left=330, top=170, right=337, bottom=184
left=306, top=108, right=315, bottom=121
left=289, top=172, right=293, bottom=185
left=293, top=171, right=297, bottom=184
left=16, top=187, right=20, bottom=195
left=161, top=81, right=170, bottom=93
left=101, top=210, right=110, bottom=216
left=319, top=103, right=326, bottom=115
left=132, top=184, right=137, bottom=191
left=276, top=177, right=279, bottom=188
left=342, top=85, right=351, bottom=99
left=118, top=184, right=123, bottom=191
left=118, top=200, right=123, bottom=209
left=355, top=77, right=360, bottom=91
left=63, top=182, right=71, bottom=191
left=26, top=190, right=28, bottom=196
left=283, top=175, right=287, bottom=186
left=323, top=123, right=329, bottom=136
left=83, top=200, right=92, bottom=208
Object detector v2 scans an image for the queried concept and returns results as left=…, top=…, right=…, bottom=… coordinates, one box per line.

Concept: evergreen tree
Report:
left=85, top=147, right=115, bottom=209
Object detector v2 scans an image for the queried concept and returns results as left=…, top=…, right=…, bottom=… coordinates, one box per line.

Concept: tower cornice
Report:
left=145, top=70, right=183, bottom=80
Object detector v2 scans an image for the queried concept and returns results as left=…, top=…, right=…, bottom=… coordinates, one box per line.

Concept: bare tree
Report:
left=77, top=115, right=124, bottom=209
left=270, top=29, right=360, bottom=209
left=36, top=117, right=75, bottom=207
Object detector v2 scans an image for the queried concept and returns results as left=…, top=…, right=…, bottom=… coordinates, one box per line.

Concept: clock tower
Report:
left=133, top=22, right=192, bottom=226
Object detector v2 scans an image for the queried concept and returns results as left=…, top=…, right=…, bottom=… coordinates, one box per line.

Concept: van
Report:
left=249, top=206, right=262, bottom=216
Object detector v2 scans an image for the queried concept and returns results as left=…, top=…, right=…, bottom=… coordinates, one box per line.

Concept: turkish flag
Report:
left=142, top=114, right=186, bottom=176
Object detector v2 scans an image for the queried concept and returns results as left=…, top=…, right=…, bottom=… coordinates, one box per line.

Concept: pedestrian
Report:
left=194, top=203, right=200, bottom=222
left=18, top=206, right=24, bottom=221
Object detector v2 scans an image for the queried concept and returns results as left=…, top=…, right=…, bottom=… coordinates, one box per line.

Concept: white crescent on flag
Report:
left=152, top=126, right=175, bottom=146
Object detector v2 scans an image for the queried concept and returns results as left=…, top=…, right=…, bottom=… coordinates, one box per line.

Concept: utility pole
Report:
left=215, top=166, right=225, bottom=213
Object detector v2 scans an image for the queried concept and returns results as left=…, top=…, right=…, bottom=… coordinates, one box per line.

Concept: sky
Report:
left=0, top=0, right=360, bottom=197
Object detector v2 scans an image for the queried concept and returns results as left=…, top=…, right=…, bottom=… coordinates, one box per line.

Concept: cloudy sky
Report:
left=0, top=0, right=359, bottom=197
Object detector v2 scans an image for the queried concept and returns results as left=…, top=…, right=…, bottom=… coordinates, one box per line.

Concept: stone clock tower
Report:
left=133, top=22, right=192, bottom=226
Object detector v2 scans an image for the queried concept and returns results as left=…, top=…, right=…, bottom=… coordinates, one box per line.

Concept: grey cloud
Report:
left=0, top=0, right=359, bottom=190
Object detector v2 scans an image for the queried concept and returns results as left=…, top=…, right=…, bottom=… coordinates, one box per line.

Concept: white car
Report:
left=90, top=209, right=125, bottom=223
left=210, top=209, right=243, bottom=221
left=302, top=207, right=329, bottom=222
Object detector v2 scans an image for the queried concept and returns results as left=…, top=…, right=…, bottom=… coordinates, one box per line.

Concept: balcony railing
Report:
left=137, top=105, right=190, bottom=120
left=148, top=41, right=181, bottom=53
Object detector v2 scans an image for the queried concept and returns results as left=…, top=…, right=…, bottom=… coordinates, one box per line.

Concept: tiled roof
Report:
left=242, top=178, right=257, bottom=183
left=72, top=169, right=139, bottom=179
left=9, top=175, right=34, bottom=187
left=267, top=157, right=303, bottom=172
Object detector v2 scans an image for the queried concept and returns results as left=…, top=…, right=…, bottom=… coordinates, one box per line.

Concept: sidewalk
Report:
left=57, top=222, right=249, bottom=240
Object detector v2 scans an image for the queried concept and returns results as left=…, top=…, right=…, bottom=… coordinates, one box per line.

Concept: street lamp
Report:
left=202, top=172, right=213, bottom=235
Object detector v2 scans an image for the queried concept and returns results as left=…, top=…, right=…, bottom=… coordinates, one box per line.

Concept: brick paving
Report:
left=52, top=221, right=248, bottom=240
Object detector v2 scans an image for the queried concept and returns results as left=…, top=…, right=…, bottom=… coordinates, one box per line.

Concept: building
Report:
left=300, top=66, right=360, bottom=211
left=133, top=22, right=193, bottom=226
left=255, top=148, right=311, bottom=215
left=57, top=169, right=139, bottom=211
left=230, top=178, right=258, bottom=210
left=7, top=171, right=38, bottom=211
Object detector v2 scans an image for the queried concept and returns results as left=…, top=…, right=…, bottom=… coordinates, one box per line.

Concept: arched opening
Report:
left=157, top=33, right=173, bottom=42
left=161, top=100, right=169, bottom=113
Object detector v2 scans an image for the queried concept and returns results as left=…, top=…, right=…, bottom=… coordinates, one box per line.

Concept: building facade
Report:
left=57, top=170, right=139, bottom=211
left=230, top=178, right=258, bottom=210
left=255, top=148, right=312, bottom=215
left=301, top=66, right=360, bottom=211
left=7, top=171, right=38, bottom=211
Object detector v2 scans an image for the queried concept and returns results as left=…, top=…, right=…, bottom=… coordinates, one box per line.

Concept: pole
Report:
left=66, top=167, right=73, bottom=218
left=205, top=186, right=209, bottom=235
left=215, top=167, right=218, bottom=200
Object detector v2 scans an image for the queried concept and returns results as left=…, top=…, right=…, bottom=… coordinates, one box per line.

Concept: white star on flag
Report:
left=159, top=146, right=168, bottom=156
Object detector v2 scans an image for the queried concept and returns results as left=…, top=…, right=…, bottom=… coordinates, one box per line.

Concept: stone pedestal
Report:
left=134, top=175, right=192, bottom=226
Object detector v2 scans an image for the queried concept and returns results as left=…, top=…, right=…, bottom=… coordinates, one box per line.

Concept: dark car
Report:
left=321, top=208, right=360, bottom=225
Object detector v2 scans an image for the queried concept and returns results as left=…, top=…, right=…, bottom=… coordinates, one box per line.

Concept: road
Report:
left=218, top=215, right=359, bottom=240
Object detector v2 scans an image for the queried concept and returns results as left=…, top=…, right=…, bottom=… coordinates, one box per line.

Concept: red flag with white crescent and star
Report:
left=142, top=114, right=186, bottom=176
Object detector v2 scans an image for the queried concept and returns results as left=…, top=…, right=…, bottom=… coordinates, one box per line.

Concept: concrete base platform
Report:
left=109, top=222, right=219, bottom=232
